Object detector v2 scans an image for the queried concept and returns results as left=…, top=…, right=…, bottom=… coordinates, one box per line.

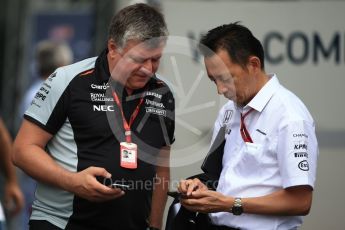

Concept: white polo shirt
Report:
left=0, top=203, right=5, bottom=221
left=209, top=74, right=318, bottom=230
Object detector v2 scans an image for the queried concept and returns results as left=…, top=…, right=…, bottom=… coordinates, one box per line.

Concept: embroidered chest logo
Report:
left=223, top=110, right=233, bottom=124
left=223, top=110, right=233, bottom=135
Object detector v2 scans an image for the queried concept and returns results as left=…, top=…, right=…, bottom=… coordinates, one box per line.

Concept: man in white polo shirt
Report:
left=178, top=22, right=318, bottom=230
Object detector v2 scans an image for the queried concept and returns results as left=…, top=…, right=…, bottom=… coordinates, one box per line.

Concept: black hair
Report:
left=199, top=22, right=265, bottom=69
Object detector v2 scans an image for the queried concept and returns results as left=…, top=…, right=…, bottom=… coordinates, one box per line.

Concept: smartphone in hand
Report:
left=112, top=183, right=130, bottom=190
left=167, top=191, right=187, bottom=199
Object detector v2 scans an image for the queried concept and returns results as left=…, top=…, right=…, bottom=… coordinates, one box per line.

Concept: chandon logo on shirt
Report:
left=293, top=133, right=308, bottom=138
left=90, top=83, right=109, bottom=90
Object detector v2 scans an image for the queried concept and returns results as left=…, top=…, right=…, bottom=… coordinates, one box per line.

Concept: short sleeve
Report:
left=162, top=90, right=175, bottom=146
left=277, top=120, right=319, bottom=189
left=24, top=68, right=71, bottom=134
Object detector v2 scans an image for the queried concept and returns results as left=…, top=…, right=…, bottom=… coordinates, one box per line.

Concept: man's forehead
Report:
left=126, top=38, right=165, bottom=48
left=204, top=54, right=231, bottom=78
left=205, top=55, right=227, bottom=70
left=125, top=40, right=164, bottom=56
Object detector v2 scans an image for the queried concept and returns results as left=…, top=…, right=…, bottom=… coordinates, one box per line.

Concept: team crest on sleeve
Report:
left=47, top=72, right=57, bottom=81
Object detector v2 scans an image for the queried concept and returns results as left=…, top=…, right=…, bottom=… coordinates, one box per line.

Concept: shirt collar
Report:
left=245, top=74, right=280, bottom=112
left=95, top=48, right=111, bottom=83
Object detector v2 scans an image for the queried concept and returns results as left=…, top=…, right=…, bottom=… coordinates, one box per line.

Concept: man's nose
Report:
left=216, top=82, right=227, bottom=95
left=140, top=59, right=153, bottom=76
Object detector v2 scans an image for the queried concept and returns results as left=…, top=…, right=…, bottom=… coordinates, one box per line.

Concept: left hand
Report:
left=180, top=189, right=232, bottom=213
left=4, top=181, right=24, bottom=216
left=178, top=178, right=208, bottom=196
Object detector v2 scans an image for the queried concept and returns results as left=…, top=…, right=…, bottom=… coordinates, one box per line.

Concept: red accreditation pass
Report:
left=120, top=142, right=138, bottom=169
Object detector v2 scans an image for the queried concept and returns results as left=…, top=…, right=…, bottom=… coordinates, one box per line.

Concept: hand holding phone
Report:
left=112, top=183, right=130, bottom=190
left=167, top=191, right=187, bottom=199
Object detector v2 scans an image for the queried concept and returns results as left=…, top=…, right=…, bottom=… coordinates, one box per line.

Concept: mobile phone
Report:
left=112, top=183, right=130, bottom=189
left=167, top=191, right=186, bottom=199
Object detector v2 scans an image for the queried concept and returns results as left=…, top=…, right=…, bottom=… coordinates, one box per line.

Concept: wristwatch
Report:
left=231, top=197, right=243, bottom=215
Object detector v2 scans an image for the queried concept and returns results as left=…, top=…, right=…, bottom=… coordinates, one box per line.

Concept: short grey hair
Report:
left=108, top=3, right=168, bottom=50
left=36, top=40, right=73, bottom=77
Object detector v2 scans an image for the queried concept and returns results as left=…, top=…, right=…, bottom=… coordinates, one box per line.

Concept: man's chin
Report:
left=126, top=82, right=148, bottom=90
left=224, top=94, right=236, bottom=101
left=125, top=75, right=151, bottom=90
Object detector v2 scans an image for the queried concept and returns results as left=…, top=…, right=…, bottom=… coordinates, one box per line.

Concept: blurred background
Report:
left=0, top=0, right=344, bottom=229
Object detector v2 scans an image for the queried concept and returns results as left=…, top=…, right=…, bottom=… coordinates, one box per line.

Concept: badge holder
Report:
left=111, top=87, right=144, bottom=170
left=120, top=131, right=137, bottom=169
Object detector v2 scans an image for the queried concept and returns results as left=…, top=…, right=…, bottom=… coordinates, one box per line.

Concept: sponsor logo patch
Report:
left=293, top=133, right=308, bottom=138
left=145, top=99, right=165, bottom=108
left=43, top=82, right=51, bottom=89
left=30, top=101, right=41, bottom=108
left=91, top=83, right=109, bottom=90
left=34, top=92, right=46, bottom=101
left=145, top=107, right=166, bottom=116
left=90, top=93, right=113, bottom=102
left=294, top=141, right=308, bottom=150
left=226, top=127, right=231, bottom=135
left=298, top=160, right=309, bottom=171
left=294, top=152, right=308, bottom=158
left=39, top=87, right=49, bottom=95
left=93, top=105, right=114, bottom=112
left=47, top=72, right=56, bottom=81
left=223, top=110, right=233, bottom=124
left=144, top=91, right=162, bottom=99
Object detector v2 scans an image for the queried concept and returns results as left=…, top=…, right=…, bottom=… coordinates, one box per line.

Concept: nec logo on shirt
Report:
left=93, top=105, right=114, bottom=112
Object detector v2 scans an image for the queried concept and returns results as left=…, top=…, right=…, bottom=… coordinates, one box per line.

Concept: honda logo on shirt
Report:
left=223, top=110, right=233, bottom=124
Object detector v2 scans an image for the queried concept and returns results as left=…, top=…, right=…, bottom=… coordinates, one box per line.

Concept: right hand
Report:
left=71, top=166, right=124, bottom=202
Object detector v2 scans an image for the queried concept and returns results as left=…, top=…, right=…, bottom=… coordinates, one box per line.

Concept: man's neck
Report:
left=125, top=87, right=133, bottom=95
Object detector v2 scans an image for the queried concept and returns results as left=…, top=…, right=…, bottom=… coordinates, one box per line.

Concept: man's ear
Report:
left=247, top=56, right=261, bottom=73
left=107, top=39, right=118, bottom=59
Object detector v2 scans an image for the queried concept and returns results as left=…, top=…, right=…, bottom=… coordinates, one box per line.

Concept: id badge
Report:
left=120, top=142, right=137, bottom=169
